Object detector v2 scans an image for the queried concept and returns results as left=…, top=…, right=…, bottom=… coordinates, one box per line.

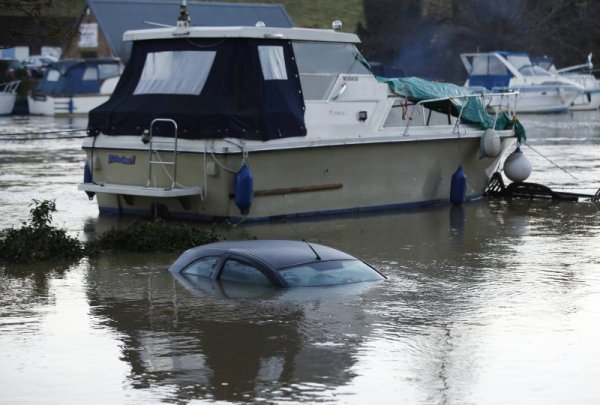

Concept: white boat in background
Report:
left=28, top=58, right=122, bottom=116
left=0, top=80, right=19, bottom=115
left=461, top=51, right=584, bottom=113
left=78, top=4, right=524, bottom=222
left=555, top=54, right=600, bottom=110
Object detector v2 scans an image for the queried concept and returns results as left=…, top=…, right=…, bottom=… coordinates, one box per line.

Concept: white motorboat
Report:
left=0, top=80, right=19, bottom=115
left=461, top=51, right=584, bottom=113
left=78, top=5, right=524, bottom=222
left=555, top=54, right=600, bottom=110
left=28, top=58, right=122, bottom=116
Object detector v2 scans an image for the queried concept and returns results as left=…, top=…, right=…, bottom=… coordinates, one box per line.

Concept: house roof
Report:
left=88, top=0, right=294, bottom=61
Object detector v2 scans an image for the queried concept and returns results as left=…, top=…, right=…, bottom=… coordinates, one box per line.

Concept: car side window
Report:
left=220, top=259, right=272, bottom=286
left=182, top=256, right=219, bottom=278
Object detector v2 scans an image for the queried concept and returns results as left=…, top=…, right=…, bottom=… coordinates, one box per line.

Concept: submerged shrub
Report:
left=0, top=200, right=84, bottom=264
left=84, top=218, right=220, bottom=256
left=1, top=200, right=222, bottom=264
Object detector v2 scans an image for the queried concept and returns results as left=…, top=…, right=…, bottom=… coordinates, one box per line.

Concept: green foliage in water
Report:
left=84, top=219, right=221, bottom=256
left=1, top=200, right=223, bottom=265
left=0, top=200, right=84, bottom=264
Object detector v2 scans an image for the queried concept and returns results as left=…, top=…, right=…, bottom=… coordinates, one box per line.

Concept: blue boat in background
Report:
left=460, top=51, right=584, bottom=113
left=28, top=58, right=122, bottom=116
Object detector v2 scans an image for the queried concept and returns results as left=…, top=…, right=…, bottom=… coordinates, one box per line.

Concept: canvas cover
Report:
left=88, top=38, right=306, bottom=141
left=379, top=76, right=526, bottom=142
left=34, top=59, right=120, bottom=96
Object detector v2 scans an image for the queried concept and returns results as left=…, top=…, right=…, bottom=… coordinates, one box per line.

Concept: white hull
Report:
left=512, top=86, right=581, bottom=113
left=80, top=132, right=516, bottom=221
left=0, top=93, right=16, bottom=115
left=27, top=94, right=110, bottom=116
left=570, top=90, right=600, bottom=110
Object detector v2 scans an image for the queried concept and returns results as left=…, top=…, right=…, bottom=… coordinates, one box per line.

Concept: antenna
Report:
left=178, top=0, right=190, bottom=27
left=144, top=21, right=174, bottom=28
left=288, top=223, right=321, bottom=261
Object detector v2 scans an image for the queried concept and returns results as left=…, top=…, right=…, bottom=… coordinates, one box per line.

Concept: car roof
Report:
left=192, top=240, right=356, bottom=270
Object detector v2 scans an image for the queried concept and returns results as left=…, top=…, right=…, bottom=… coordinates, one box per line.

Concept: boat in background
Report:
left=555, top=54, right=600, bottom=110
left=461, top=51, right=584, bottom=113
left=0, top=80, right=19, bottom=115
left=78, top=4, right=523, bottom=222
left=28, top=58, right=122, bottom=116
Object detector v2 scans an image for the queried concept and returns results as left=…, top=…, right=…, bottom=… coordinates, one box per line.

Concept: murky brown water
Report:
left=1, top=112, right=600, bottom=404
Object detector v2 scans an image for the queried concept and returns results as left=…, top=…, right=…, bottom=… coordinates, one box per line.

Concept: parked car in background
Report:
left=22, top=55, right=58, bottom=78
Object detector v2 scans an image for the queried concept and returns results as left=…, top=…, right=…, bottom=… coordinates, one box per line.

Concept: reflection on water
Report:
left=1, top=113, right=600, bottom=403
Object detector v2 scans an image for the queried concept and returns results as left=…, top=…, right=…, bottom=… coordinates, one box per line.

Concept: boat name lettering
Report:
left=329, top=110, right=346, bottom=116
left=342, top=75, right=359, bottom=81
left=108, top=154, right=136, bottom=165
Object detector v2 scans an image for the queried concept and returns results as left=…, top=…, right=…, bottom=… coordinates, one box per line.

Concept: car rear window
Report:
left=278, top=260, right=383, bottom=287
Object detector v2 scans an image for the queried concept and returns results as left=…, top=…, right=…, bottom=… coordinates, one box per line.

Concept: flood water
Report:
left=1, top=112, right=600, bottom=404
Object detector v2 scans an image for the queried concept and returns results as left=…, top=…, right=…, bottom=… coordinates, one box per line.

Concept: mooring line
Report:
left=523, top=143, right=578, bottom=180
left=0, top=128, right=86, bottom=137
left=0, top=128, right=87, bottom=141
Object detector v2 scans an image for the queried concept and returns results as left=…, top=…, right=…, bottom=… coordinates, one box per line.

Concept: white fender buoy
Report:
left=480, top=128, right=501, bottom=158
left=504, top=147, right=531, bottom=182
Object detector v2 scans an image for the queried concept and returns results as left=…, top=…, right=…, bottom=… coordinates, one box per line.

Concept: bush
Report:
left=84, top=218, right=220, bottom=256
left=1, top=200, right=222, bottom=265
left=0, top=200, right=83, bottom=264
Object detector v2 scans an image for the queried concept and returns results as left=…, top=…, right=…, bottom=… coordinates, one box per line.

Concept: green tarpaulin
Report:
left=377, top=76, right=526, bottom=143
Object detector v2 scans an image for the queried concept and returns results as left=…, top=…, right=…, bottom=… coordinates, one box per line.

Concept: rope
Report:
left=0, top=128, right=86, bottom=137
left=0, top=128, right=87, bottom=141
left=523, top=143, right=578, bottom=180
left=0, top=135, right=87, bottom=141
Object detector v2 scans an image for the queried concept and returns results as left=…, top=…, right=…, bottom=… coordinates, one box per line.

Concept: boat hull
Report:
left=569, top=89, right=600, bottom=111
left=27, top=94, right=110, bottom=116
left=511, top=85, right=581, bottom=113
left=0, top=93, right=16, bottom=115
left=81, top=135, right=517, bottom=221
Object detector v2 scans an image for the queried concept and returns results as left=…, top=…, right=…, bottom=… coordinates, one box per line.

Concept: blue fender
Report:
left=235, top=164, right=253, bottom=215
left=450, top=165, right=466, bottom=206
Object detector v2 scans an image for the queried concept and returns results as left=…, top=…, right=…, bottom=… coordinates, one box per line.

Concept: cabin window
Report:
left=471, top=55, right=508, bottom=76
left=220, top=259, right=271, bottom=286
left=47, top=69, right=60, bottom=82
left=519, top=65, right=551, bottom=77
left=506, top=55, right=532, bottom=71
left=98, top=63, right=120, bottom=80
left=182, top=256, right=219, bottom=279
left=258, top=46, right=287, bottom=80
left=82, top=67, right=99, bottom=81
left=292, top=42, right=370, bottom=100
left=134, top=50, right=216, bottom=95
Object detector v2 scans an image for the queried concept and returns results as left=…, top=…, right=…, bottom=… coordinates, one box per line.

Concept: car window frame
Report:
left=216, top=253, right=285, bottom=287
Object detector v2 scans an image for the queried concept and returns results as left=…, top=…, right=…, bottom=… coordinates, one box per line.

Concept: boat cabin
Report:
left=87, top=26, right=372, bottom=141
left=34, top=58, right=122, bottom=96
left=460, top=51, right=553, bottom=90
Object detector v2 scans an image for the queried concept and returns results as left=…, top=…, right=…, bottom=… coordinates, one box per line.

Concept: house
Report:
left=63, top=0, right=294, bottom=62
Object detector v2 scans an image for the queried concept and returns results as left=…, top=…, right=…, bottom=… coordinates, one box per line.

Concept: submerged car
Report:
left=169, top=240, right=385, bottom=288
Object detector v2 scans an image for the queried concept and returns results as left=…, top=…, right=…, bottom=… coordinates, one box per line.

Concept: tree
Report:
left=360, top=0, right=600, bottom=82
left=0, top=0, right=81, bottom=49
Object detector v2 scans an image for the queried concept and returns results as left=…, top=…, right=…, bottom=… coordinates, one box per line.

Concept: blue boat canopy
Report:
left=88, top=37, right=306, bottom=141
left=34, top=58, right=121, bottom=96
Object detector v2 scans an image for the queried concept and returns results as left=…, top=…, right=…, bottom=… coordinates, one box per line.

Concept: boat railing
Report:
left=0, top=80, right=20, bottom=94
left=401, top=91, right=519, bottom=136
